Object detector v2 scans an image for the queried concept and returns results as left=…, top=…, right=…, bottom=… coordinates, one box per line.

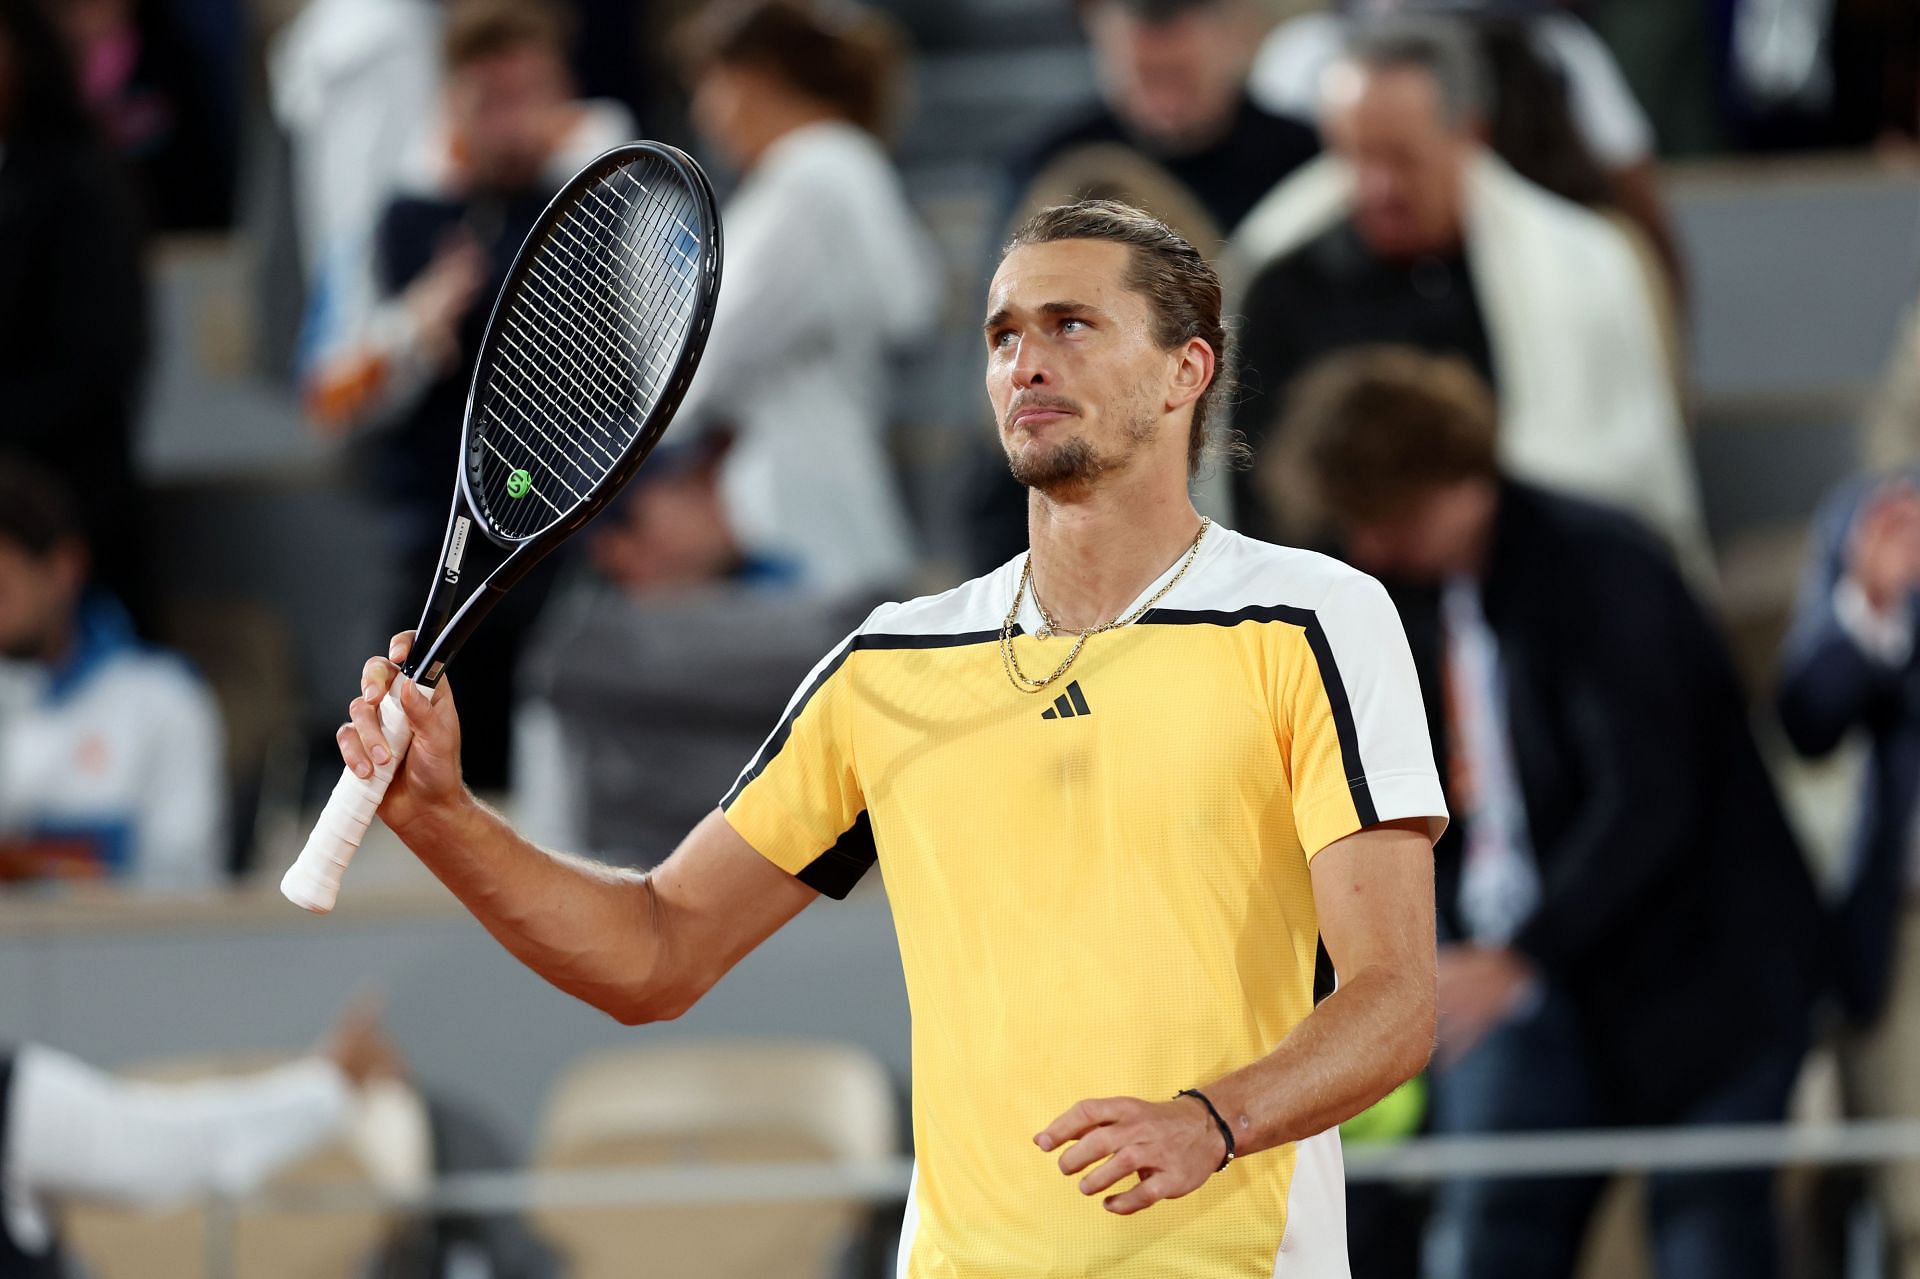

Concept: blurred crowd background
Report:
left=4, top=0, right=1920, bottom=1275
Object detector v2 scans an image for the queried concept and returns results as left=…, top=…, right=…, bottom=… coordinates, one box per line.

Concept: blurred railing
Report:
left=188, top=1119, right=1920, bottom=1278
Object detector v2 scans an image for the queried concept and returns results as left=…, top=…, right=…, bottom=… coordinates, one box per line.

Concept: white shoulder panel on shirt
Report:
left=855, top=528, right=1381, bottom=641
left=1175, top=527, right=1381, bottom=615
left=861, top=560, right=1023, bottom=639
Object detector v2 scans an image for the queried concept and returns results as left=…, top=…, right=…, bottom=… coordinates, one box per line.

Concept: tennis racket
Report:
left=282, top=141, right=723, bottom=914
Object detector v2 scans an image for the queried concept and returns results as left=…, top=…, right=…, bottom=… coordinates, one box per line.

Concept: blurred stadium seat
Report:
left=531, top=1039, right=898, bottom=1279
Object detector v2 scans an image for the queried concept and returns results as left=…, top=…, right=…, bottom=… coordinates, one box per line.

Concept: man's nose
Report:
left=1012, top=338, right=1049, bottom=388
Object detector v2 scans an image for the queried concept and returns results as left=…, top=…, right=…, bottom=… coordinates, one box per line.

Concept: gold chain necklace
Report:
left=999, top=518, right=1211, bottom=694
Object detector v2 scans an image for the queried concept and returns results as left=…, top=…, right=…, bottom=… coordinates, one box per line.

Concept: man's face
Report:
left=1341, top=480, right=1492, bottom=583
left=0, top=540, right=79, bottom=662
left=446, top=43, right=572, bottom=192
left=983, top=239, right=1179, bottom=495
left=1087, top=3, right=1247, bottom=154
left=1323, top=63, right=1472, bottom=260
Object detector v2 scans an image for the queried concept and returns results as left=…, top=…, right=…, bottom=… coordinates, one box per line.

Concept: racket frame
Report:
left=402, top=141, right=723, bottom=689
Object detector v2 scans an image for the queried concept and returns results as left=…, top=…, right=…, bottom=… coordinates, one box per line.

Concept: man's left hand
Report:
left=1034, top=1095, right=1226, bottom=1215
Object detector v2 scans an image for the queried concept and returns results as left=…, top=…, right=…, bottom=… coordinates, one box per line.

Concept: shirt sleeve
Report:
left=4, top=1045, right=352, bottom=1210
left=719, top=627, right=873, bottom=899
left=1285, top=572, right=1449, bottom=859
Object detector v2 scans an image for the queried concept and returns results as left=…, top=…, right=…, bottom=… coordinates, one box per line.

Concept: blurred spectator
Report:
left=1250, top=0, right=1682, bottom=288
left=304, top=0, right=633, bottom=789
left=1009, top=0, right=1319, bottom=241
left=1726, top=0, right=1920, bottom=153
left=0, top=460, right=223, bottom=892
left=1229, top=15, right=1706, bottom=580
left=590, top=0, right=939, bottom=598
left=0, top=0, right=150, bottom=631
left=1777, top=471, right=1920, bottom=1279
left=1287, top=347, right=1821, bottom=1279
left=51, top=0, right=234, bottom=229
left=1471, top=14, right=1682, bottom=306
left=269, top=0, right=443, bottom=380
left=0, top=1004, right=404, bottom=1276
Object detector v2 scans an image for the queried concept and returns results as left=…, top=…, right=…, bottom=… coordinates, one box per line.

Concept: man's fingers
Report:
left=336, top=722, right=373, bottom=779
left=1077, top=1145, right=1143, bottom=1196
left=1036, top=1097, right=1124, bottom=1152
left=388, top=631, right=416, bottom=663
left=360, top=656, right=398, bottom=703
left=1056, top=1128, right=1120, bottom=1176
left=395, top=676, right=444, bottom=731
left=1103, top=1172, right=1168, bottom=1216
left=348, top=696, right=391, bottom=767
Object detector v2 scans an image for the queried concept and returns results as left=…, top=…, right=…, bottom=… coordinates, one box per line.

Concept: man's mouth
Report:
left=1010, top=405, right=1076, bottom=430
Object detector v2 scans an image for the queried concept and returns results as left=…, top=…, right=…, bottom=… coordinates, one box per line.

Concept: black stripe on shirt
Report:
left=796, top=811, right=878, bottom=900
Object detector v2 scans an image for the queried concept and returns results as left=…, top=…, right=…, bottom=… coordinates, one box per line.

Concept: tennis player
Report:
left=341, top=199, right=1446, bottom=1277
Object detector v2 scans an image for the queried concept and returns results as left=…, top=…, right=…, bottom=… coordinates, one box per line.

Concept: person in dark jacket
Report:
left=0, top=0, right=148, bottom=631
left=1777, top=470, right=1920, bottom=1279
left=1283, top=345, right=1822, bottom=1279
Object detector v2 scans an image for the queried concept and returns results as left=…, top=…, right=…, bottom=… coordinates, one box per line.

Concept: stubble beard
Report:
left=1004, top=398, right=1159, bottom=499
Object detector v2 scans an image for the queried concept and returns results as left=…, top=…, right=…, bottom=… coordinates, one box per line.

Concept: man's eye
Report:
left=992, top=330, right=1017, bottom=349
left=1060, top=318, right=1087, bottom=334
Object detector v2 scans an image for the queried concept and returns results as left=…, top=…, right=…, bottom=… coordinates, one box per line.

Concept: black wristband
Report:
left=1176, top=1087, right=1236, bottom=1171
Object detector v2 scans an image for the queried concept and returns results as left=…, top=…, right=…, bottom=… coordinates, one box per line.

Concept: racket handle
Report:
left=282, top=690, right=418, bottom=914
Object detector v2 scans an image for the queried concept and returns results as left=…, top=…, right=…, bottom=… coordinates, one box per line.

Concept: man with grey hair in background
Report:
left=1227, top=14, right=1706, bottom=582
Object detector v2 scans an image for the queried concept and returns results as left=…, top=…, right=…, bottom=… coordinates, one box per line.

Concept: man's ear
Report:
left=1166, top=337, right=1216, bottom=412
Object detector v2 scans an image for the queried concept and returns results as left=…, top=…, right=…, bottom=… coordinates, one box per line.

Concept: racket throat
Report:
left=408, top=579, right=510, bottom=689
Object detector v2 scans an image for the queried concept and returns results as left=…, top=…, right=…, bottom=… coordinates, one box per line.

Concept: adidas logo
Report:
left=1040, top=681, right=1092, bottom=721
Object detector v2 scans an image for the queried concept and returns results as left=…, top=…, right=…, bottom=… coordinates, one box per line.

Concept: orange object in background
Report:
left=304, top=350, right=390, bottom=435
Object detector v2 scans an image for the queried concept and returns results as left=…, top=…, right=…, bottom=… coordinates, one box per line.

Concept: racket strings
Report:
left=477, top=185, right=676, bottom=521
left=470, top=154, right=707, bottom=540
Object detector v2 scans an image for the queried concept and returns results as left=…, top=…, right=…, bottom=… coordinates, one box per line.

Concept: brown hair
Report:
left=1003, top=199, right=1237, bottom=474
left=444, top=0, right=576, bottom=71
left=1280, top=346, right=1498, bottom=524
left=674, top=0, right=905, bottom=139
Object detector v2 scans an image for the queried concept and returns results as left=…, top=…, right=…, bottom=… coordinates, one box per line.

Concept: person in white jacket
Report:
left=1227, top=15, right=1711, bottom=586
left=592, top=0, right=941, bottom=599
left=0, top=462, right=224, bottom=893
left=0, top=1003, right=406, bottom=1275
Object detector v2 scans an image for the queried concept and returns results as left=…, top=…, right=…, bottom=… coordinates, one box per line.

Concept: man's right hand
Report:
left=337, top=631, right=467, bottom=834
left=1849, top=481, right=1920, bottom=615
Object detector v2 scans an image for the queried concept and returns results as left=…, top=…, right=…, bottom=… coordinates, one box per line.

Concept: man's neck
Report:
left=1025, top=468, right=1205, bottom=633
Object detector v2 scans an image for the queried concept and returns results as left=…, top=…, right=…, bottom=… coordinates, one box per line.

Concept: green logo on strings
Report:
left=506, top=469, right=533, bottom=499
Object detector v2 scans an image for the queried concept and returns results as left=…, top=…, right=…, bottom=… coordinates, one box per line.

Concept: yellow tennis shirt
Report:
left=722, top=528, right=1446, bottom=1278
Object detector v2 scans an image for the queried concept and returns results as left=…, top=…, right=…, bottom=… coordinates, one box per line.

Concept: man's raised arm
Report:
left=341, top=633, right=816, bottom=1025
